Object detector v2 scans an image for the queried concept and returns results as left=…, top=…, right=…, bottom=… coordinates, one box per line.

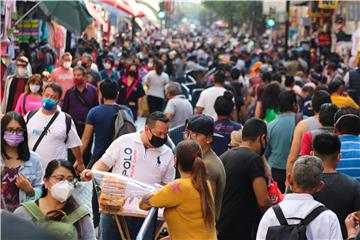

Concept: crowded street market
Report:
left=1, top=0, right=360, bottom=239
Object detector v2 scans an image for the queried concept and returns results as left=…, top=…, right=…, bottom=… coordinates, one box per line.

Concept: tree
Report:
left=202, top=1, right=265, bottom=35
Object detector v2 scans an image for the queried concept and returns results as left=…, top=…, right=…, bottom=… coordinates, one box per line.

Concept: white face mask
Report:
left=17, top=67, right=27, bottom=77
left=104, top=63, right=112, bottom=70
left=29, top=84, right=41, bottom=93
left=50, top=180, right=75, bottom=203
left=63, top=61, right=71, bottom=69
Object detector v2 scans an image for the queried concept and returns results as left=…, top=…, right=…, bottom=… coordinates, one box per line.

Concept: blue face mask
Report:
left=42, top=98, right=57, bottom=111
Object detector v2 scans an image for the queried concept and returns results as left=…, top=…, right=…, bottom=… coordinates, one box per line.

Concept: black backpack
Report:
left=26, top=109, right=72, bottom=144
left=265, top=205, right=327, bottom=240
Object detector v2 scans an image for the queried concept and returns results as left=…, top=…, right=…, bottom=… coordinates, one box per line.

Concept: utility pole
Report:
left=284, top=0, right=290, bottom=59
left=131, top=17, right=136, bottom=41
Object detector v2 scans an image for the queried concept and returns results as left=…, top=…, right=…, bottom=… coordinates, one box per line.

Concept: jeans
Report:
left=99, top=213, right=156, bottom=240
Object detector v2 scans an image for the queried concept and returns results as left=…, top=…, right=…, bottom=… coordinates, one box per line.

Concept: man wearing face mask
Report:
left=25, top=83, right=84, bottom=172
left=99, top=56, right=119, bottom=83
left=28, top=37, right=40, bottom=73
left=79, top=53, right=101, bottom=87
left=62, top=66, right=98, bottom=167
left=50, top=52, right=74, bottom=100
left=218, top=117, right=272, bottom=240
left=2, top=56, right=30, bottom=114
left=81, top=111, right=175, bottom=239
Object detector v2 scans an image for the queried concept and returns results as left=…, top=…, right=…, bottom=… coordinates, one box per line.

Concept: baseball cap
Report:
left=185, top=115, right=223, bottom=138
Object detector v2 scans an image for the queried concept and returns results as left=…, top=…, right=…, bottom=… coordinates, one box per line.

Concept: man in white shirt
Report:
left=25, top=83, right=84, bottom=171
left=196, top=70, right=227, bottom=120
left=256, top=156, right=342, bottom=240
left=81, top=111, right=175, bottom=239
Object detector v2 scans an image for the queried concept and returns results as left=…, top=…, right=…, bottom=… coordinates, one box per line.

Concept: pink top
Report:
left=50, top=67, right=74, bottom=99
left=15, top=93, right=42, bottom=116
left=299, top=131, right=313, bottom=156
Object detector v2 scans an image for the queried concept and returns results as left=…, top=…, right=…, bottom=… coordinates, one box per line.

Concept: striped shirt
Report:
left=337, top=135, right=360, bottom=182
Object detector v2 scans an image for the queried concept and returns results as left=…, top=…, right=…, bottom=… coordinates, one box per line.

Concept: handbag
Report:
left=267, top=177, right=284, bottom=204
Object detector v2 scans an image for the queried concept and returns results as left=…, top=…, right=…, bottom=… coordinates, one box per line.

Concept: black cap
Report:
left=185, top=115, right=223, bottom=138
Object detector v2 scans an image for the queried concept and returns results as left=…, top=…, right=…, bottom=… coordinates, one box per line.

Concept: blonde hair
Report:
left=230, top=129, right=243, bottom=147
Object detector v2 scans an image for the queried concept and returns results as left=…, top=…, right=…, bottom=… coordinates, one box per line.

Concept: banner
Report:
left=318, top=0, right=338, bottom=10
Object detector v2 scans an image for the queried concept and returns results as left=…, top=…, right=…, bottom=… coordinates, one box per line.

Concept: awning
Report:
left=137, top=2, right=160, bottom=26
left=98, top=0, right=144, bottom=17
left=84, top=1, right=106, bottom=26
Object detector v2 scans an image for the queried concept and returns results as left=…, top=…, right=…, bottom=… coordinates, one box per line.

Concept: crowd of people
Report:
left=1, top=25, right=360, bottom=240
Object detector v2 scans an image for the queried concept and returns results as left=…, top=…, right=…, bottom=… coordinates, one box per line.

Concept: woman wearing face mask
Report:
left=1, top=112, right=43, bottom=212
left=140, top=140, right=217, bottom=239
left=117, top=64, right=145, bottom=120
left=1, top=56, right=31, bottom=114
left=145, top=61, right=170, bottom=113
left=15, top=74, right=43, bottom=116
left=99, top=56, right=119, bottom=83
left=13, top=159, right=96, bottom=240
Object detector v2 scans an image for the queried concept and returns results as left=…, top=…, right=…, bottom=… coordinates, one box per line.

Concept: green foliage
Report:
left=202, top=1, right=265, bottom=33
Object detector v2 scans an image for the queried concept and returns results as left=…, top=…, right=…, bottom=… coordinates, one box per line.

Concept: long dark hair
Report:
left=260, top=82, right=281, bottom=119
left=176, top=140, right=215, bottom=227
left=155, top=61, right=164, bottom=75
left=1, top=111, right=30, bottom=161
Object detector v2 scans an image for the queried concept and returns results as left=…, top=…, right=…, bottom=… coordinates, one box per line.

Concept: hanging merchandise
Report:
left=15, top=19, right=39, bottom=42
left=48, top=20, right=65, bottom=61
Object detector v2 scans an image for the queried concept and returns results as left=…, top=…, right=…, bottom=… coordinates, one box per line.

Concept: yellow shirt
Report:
left=331, top=95, right=360, bottom=109
left=147, top=178, right=217, bottom=240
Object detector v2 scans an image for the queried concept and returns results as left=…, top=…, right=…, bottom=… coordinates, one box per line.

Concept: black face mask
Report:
left=148, top=130, right=167, bottom=148
left=259, top=136, right=267, bottom=156
left=127, top=71, right=137, bottom=78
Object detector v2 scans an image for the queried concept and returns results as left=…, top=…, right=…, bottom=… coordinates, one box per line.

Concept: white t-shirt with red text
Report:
left=100, top=132, right=175, bottom=185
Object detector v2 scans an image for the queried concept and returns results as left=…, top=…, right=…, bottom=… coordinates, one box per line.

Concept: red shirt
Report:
left=300, top=131, right=313, bottom=156
left=8, top=77, right=27, bottom=112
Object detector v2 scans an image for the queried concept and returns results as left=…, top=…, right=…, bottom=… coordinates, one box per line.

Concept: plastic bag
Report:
left=92, top=170, right=160, bottom=214
left=267, top=177, right=284, bottom=204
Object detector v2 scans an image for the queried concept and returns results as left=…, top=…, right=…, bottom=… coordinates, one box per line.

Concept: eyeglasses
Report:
left=5, top=128, right=26, bottom=135
left=183, top=130, right=199, bottom=139
left=50, top=175, right=77, bottom=184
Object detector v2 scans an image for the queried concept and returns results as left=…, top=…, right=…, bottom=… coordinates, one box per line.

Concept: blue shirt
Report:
left=86, top=104, right=133, bottom=160
left=212, top=119, right=241, bottom=157
left=265, top=113, right=296, bottom=170
left=337, top=135, right=360, bottom=182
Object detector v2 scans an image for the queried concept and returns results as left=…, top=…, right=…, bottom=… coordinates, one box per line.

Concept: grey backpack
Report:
left=109, top=105, right=136, bottom=145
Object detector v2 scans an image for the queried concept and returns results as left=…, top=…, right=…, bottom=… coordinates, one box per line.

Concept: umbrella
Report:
left=39, top=1, right=93, bottom=35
